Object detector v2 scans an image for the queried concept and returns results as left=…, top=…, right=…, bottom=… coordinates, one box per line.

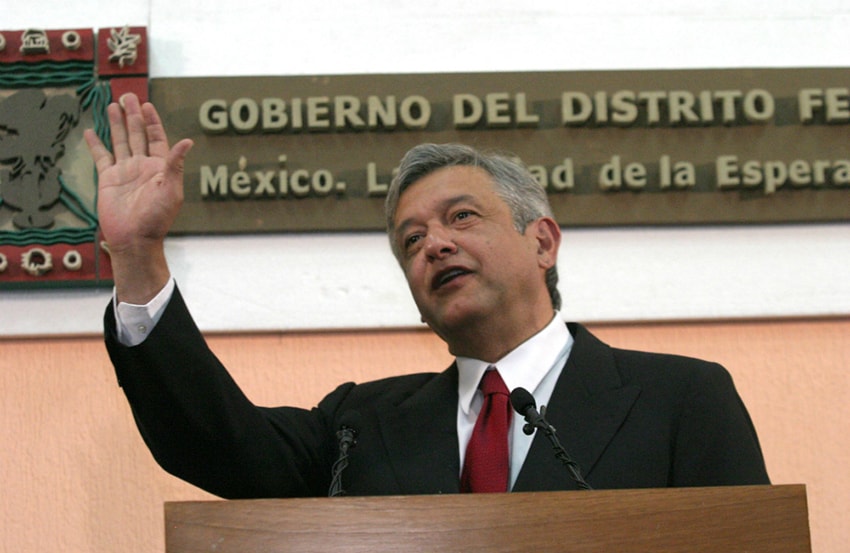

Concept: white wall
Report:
left=3, top=1, right=849, bottom=335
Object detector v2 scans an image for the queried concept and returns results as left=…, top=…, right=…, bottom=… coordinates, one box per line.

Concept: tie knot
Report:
left=481, top=369, right=509, bottom=397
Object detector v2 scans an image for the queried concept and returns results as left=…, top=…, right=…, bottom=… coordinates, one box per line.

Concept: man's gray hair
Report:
left=385, top=143, right=561, bottom=310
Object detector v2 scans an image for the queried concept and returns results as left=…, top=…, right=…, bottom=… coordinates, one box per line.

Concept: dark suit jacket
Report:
left=105, top=287, right=769, bottom=499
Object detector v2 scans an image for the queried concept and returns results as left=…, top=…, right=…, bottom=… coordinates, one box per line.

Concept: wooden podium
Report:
left=165, top=484, right=810, bottom=552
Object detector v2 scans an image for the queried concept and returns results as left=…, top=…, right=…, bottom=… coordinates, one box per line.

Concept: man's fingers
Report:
left=171, top=138, right=194, bottom=162
left=108, top=102, right=131, bottom=161
left=166, top=138, right=194, bottom=189
left=83, top=128, right=115, bottom=175
left=122, top=93, right=149, bottom=157
left=142, top=102, right=170, bottom=160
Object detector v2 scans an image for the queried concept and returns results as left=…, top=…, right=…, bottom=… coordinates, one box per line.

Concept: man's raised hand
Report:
left=84, top=93, right=193, bottom=303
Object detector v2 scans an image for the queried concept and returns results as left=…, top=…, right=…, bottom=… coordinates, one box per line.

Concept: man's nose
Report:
left=424, top=228, right=457, bottom=260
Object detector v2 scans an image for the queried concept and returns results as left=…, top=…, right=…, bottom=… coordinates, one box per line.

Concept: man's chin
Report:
left=423, top=305, right=488, bottom=339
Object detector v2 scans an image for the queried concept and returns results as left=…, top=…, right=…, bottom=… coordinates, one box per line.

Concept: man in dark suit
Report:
left=87, top=94, right=769, bottom=500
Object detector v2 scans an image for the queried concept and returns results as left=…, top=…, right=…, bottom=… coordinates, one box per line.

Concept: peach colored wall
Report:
left=2, top=319, right=847, bottom=552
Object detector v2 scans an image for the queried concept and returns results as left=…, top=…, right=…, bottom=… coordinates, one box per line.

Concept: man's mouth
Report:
left=432, top=267, right=471, bottom=290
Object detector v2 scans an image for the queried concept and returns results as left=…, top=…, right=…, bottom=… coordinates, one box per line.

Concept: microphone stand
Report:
left=524, top=405, right=592, bottom=491
left=328, top=427, right=356, bottom=497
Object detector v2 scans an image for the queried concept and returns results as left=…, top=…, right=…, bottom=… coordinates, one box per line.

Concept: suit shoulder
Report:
left=318, top=368, right=452, bottom=408
left=570, top=322, right=732, bottom=388
left=615, top=347, right=737, bottom=400
left=351, top=371, right=446, bottom=394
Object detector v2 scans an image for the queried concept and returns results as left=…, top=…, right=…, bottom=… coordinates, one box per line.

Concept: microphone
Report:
left=510, top=387, right=546, bottom=436
left=510, top=387, right=592, bottom=490
left=328, top=410, right=361, bottom=497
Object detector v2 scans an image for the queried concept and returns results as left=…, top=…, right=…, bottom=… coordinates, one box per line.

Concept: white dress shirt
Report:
left=456, top=314, right=573, bottom=490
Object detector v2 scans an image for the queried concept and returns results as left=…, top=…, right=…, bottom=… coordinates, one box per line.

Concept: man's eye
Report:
left=404, top=234, right=422, bottom=249
left=454, top=210, right=472, bottom=221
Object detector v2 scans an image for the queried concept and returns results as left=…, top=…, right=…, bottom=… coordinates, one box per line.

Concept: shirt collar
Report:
left=457, top=313, right=571, bottom=416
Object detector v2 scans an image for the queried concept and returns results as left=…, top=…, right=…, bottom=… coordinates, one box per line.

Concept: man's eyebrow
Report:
left=394, top=194, right=478, bottom=239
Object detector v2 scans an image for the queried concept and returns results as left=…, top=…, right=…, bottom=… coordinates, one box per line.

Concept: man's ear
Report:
left=531, top=216, right=561, bottom=269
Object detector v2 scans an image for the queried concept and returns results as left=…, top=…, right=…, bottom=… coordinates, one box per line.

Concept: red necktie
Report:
left=461, top=368, right=512, bottom=493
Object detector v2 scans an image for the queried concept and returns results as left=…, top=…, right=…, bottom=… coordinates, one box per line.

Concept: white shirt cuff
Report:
left=113, top=277, right=176, bottom=346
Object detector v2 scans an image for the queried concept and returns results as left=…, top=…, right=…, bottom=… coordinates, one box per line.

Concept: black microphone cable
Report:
left=510, top=387, right=592, bottom=490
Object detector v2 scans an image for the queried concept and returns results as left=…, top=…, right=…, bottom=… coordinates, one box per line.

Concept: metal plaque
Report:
left=151, top=68, right=850, bottom=234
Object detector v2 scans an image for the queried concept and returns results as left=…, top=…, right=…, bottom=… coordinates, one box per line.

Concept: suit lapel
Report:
left=376, top=364, right=461, bottom=494
left=514, top=324, right=640, bottom=491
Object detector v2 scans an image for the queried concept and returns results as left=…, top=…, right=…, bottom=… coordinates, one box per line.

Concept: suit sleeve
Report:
left=104, top=286, right=351, bottom=499
left=671, top=362, right=770, bottom=486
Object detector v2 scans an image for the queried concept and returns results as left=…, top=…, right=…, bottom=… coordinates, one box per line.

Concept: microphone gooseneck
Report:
left=509, top=387, right=592, bottom=491
left=328, top=410, right=361, bottom=497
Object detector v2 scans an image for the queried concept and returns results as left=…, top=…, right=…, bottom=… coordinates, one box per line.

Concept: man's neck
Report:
left=445, top=309, right=556, bottom=363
